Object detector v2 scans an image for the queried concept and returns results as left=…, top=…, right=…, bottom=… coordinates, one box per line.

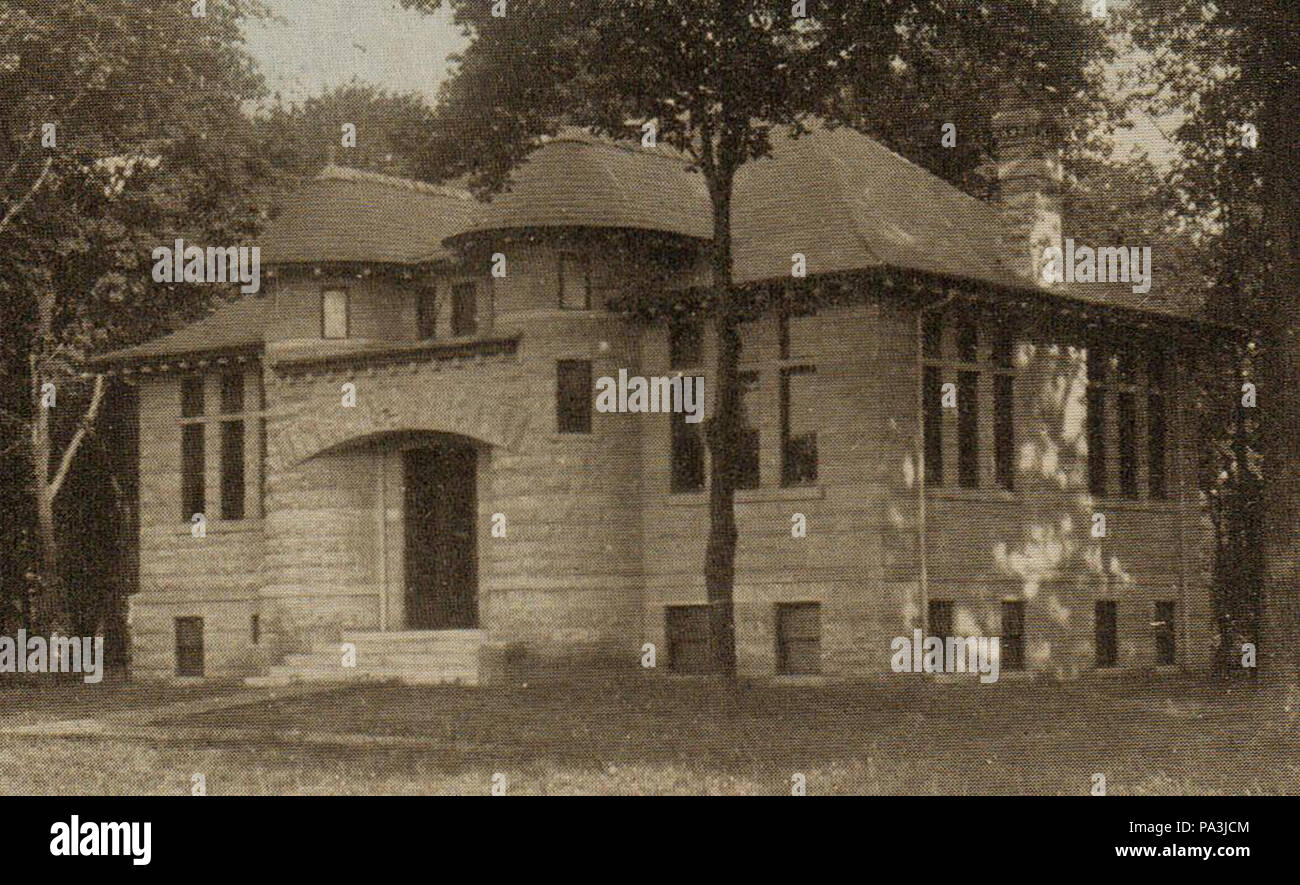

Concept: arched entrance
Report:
left=403, top=438, right=478, bottom=629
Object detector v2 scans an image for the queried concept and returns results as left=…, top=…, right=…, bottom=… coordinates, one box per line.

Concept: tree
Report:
left=402, top=0, right=1108, bottom=674
left=1124, top=0, right=1300, bottom=679
left=0, top=0, right=271, bottom=632
left=255, top=80, right=440, bottom=180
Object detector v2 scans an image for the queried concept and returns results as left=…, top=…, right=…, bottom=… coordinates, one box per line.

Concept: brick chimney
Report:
left=990, top=84, right=1063, bottom=285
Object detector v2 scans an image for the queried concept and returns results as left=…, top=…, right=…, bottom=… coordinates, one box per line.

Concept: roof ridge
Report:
left=316, top=164, right=474, bottom=201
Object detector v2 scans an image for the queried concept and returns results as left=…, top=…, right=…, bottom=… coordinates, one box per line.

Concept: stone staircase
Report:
left=246, top=629, right=486, bottom=687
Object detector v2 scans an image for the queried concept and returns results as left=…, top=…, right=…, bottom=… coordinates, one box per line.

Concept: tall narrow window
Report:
left=417, top=286, right=438, bottom=339
left=1095, top=601, right=1118, bottom=668
left=181, top=375, right=204, bottom=419
left=322, top=288, right=348, bottom=339
left=957, top=370, right=979, bottom=488
left=451, top=282, right=477, bottom=336
left=670, top=407, right=704, bottom=493
left=994, top=373, right=1015, bottom=491
left=928, top=600, right=953, bottom=638
left=780, top=367, right=817, bottom=486
left=1087, top=351, right=1107, bottom=497
left=1154, top=601, right=1176, bottom=665
left=736, top=371, right=760, bottom=489
left=556, top=360, right=592, bottom=434
left=922, top=313, right=943, bottom=359
left=1118, top=391, right=1138, bottom=498
left=220, top=371, right=243, bottom=414
left=956, top=315, right=978, bottom=363
left=1001, top=600, right=1025, bottom=670
left=220, top=420, right=245, bottom=520
left=669, top=318, right=702, bottom=369
left=923, top=366, right=944, bottom=486
left=175, top=617, right=204, bottom=677
left=558, top=252, right=590, bottom=310
left=1148, top=353, right=1167, bottom=500
left=181, top=424, right=205, bottom=521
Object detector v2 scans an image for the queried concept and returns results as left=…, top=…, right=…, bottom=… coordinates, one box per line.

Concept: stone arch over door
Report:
left=268, top=380, right=532, bottom=471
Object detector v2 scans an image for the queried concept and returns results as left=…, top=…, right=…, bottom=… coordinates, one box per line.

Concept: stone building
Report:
left=95, top=119, right=1228, bottom=683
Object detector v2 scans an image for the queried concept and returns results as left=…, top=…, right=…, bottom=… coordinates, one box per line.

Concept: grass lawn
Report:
left=0, top=671, right=1295, bottom=795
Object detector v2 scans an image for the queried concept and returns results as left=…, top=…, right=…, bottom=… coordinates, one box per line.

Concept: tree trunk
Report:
left=1258, top=28, right=1300, bottom=682
left=704, top=164, right=739, bottom=677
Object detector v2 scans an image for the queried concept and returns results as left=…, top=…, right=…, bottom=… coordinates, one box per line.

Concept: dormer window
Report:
left=558, top=252, right=590, bottom=310
left=322, top=288, right=348, bottom=339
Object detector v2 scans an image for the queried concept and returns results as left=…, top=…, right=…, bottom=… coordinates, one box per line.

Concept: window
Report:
left=182, top=424, right=205, bottom=521
left=994, top=374, right=1015, bottom=491
left=175, top=617, right=204, bottom=677
left=775, top=602, right=821, bottom=675
left=923, top=312, right=1011, bottom=491
left=670, top=407, right=704, bottom=493
left=1148, top=353, right=1167, bottom=499
left=220, top=371, right=243, bottom=415
left=322, top=288, right=348, bottom=339
left=669, top=318, right=703, bottom=369
left=736, top=371, right=760, bottom=489
left=928, top=600, right=953, bottom=638
left=1090, top=343, right=1168, bottom=500
left=220, top=420, right=245, bottom=520
left=1001, top=600, right=1025, bottom=670
left=417, top=287, right=438, bottom=339
left=957, top=370, right=979, bottom=488
left=556, top=360, right=592, bottom=433
left=1118, top=391, right=1138, bottom=498
left=665, top=605, right=715, bottom=674
left=451, top=282, right=477, bottom=336
left=922, top=313, right=943, bottom=359
left=780, top=367, right=817, bottom=486
left=1095, top=601, right=1117, bottom=668
left=558, top=252, right=590, bottom=310
left=923, top=366, right=944, bottom=486
left=956, top=314, right=978, bottom=363
left=250, top=614, right=260, bottom=645
left=1154, top=601, right=1176, bottom=665
left=1087, top=351, right=1107, bottom=497
left=181, top=375, right=204, bottom=418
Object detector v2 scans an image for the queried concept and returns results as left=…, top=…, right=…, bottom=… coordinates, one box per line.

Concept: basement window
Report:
left=665, top=605, right=715, bottom=674
left=775, top=602, right=821, bottom=675
left=175, top=617, right=204, bottom=677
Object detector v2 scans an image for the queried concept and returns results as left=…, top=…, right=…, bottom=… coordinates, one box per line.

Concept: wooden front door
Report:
left=403, top=444, right=478, bottom=630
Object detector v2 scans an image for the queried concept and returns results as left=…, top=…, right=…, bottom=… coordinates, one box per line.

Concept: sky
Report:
left=243, top=0, right=467, bottom=105
left=242, top=0, right=1176, bottom=166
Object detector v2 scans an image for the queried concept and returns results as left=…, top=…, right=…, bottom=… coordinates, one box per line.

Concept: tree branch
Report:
left=0, top=157, right=54, bottom=237
left=47, top=373, right=105, bottom=501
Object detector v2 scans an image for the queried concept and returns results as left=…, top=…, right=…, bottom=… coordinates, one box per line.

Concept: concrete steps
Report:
left=246, top=629, right=486, bottom=687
